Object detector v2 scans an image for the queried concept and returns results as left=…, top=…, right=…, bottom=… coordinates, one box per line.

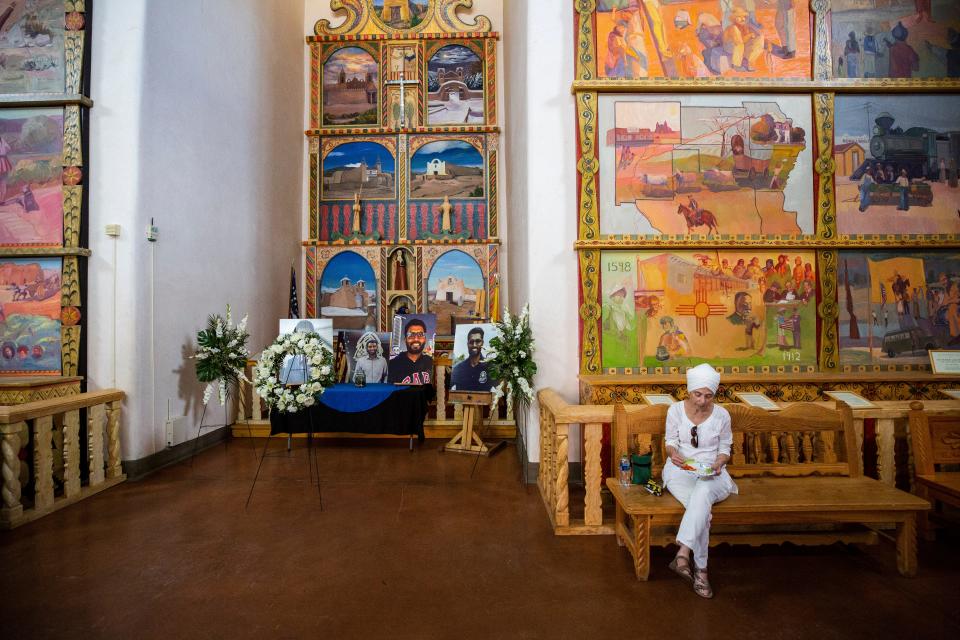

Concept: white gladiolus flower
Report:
left=320, top=365, right=331, bottom=375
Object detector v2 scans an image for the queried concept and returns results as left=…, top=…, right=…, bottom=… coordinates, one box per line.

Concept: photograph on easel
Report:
left=450, top=322, right=499, bottom=392
left=341, top=329, right=391, bottom=384
left=388, top=313, right=436, bottom=384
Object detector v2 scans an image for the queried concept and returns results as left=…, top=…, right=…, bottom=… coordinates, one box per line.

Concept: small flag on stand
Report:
left=288, top=266, right=300, bottom=319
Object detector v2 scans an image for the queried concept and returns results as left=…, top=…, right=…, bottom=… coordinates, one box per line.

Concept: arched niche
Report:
left=320, top=251, right=377, bottom=331
left=427, top=249, right=484, bottom=334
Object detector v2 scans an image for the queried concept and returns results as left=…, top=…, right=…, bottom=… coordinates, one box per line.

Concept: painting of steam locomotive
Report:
left=836, top=95, right=960, bottom=236
left=598, top=94, right=814, bottom=237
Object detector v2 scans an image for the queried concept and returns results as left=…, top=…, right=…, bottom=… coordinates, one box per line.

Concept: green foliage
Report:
left=487, top=305, right=537, bottom=407
left=10, top=159, right=56, bottom=189
left=469, top=186, right=484, bottom=197
left=254, top=332, right=337, bottom=413
left=193, top=306, right=249, bottom=392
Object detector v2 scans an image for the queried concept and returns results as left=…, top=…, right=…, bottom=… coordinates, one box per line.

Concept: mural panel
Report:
left=427, top=249, right=484, bottom=335
left=427, top=44, right=484, bottom=125
left=319, top=251, right=378, bottom=331
left=321, top=139, right=396, bottom=201
left=410, top=139, right=484, bottom=199
left=0, top=0, right=66, bottom=94
left=600, top=249, right=818, bottom=371
left=598, top=94, right=814, bottom=237
left=322, top=46, right=379, bottom=126
left=0, top=256, right=61, bottom=374
left=835, top=94, right=960, bottom=236
left=373, top=0, right=430, bottom=30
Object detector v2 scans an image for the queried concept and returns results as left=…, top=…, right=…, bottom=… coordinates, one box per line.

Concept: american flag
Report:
left=288, top=266, right=299, bottom=319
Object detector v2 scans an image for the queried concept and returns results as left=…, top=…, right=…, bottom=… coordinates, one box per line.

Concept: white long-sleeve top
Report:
left=664, top=401, right=733, bottom=465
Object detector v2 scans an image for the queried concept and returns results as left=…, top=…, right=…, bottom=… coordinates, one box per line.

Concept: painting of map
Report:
left=594, top=1, right=812, bottom=80
left=0, top=0, right=66, bottom=94
left=598, top=94, right=813, bottom=237
left=831, top=1, right=960, bottom=80
left=0, top=257, right=61, bottom=374
left=410, top=140, right=484, bottom=199
left=600, top=249, right=818, bottom=371
left=838, top=250, right=960, bottom=366
left=835, top=95, right=960, bottom=236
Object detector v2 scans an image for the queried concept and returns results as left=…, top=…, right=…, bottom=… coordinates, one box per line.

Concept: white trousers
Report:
left=663, top=463, right=734, bottom=568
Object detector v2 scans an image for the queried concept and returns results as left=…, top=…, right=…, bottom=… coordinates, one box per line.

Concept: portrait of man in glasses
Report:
left=388, top=317, right=434, bottom=385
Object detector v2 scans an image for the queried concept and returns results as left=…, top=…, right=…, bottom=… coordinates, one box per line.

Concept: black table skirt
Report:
left=269, top=385, right=434, bottom=441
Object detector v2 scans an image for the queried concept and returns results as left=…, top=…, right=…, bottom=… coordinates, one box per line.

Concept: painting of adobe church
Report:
left=0, top=107, right=64, bottom=246
left=0, top=257, right=62, bottom=374
left=838, top=250, right=960, bottom=367
left=600, top=249, right=818, bottom=371
left=0, top=0, right=66, bottom=95
left=374, top=0, right=430, bottom=30
left=427, top=44, right=484, bottom=125
left=410, top=139, right=484, bottom=199
left=322, top=46, right=378, bottom=126
left=427, top=249, right=486, bottom=335
left=592, top=1, right=811, bottom=80
left=835, top=95, right=960, bottom=236
left=319, top=251, right=378, bottom=331
left=598, top=94, right=813, bottom=237
left=322, top=140, right=396, bottom=201
left=831, top=1, right=960, bottom=79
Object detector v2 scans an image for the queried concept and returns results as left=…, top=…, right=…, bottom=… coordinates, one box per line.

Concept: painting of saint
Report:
left=322, top=47, right=378, bottom=126
left=0, top=257, right=61, bottom=374
left=838, top=250, right=960, bottom=366
left=427, top=250, right=485, bottom=335
left=319, top=251, right=377, bottom=331
left=600, top=250, right=817, bottom=370
left=427, top=44, right=484, bottom=125
left=0, top=0, right=66, bottom=94
left=593, top=1, right=811, bottom=80
left=831, top=1, right=960, bottom=79
left=411, top=140, right=484, bottom=199
left=321, top=141, right=396, bottom=201
left=0, top=107, right=63, bottom=246
left=598, top=94, right=813, bottom=237
left=835, top=95, right=960, bottom=236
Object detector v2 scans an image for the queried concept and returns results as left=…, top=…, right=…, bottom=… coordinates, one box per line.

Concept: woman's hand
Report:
left=713, top=454, right=729, bottom=475
left=667, top=446, right=685, bottom=467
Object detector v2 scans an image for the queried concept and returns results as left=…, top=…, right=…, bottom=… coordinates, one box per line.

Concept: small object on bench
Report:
left=908, top=401, right=960, bottom=540
left=444, top=390, right=505, bottom=456
left=607, top=401, right=930, bottom=581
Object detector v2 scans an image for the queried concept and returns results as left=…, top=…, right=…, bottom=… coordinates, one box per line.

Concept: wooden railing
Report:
left=536, top=388, right=960, bottom=536
left=0, top=389, right=125, bottom=529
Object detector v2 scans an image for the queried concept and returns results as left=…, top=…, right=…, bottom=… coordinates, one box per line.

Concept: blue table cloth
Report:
left=318, top=383, right=400, bottom=413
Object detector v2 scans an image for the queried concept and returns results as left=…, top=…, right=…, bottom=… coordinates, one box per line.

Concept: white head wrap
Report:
left=686, top=363, right=720, bottom=394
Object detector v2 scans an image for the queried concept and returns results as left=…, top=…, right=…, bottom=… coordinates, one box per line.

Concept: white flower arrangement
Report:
left=488, top=304, right=537, bottom=413
left=192, top=305, right=250, bottom=406
left=253, top=331, right=337, bottom=413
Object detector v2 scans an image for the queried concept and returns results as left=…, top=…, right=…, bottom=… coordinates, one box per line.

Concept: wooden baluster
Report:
left=436, top=366, right=447, bottom=420
left=801, top=431, right=814, bottom=463
left=51, top=414, right=64, bottom=487
left=1, top=424, right=24, bottom=526
left=87, top=404, right=105, bottom=486
left=106, top=400, right=123, bottom=479
left=555, top=422, right=569, bottom=527
left=732, top=432, right=745, bottom=466
left=33, top=416, right=54, bottom=510
left=786, top=431, right=798, bottom=464
left=238, top=378, right=249, bottom=421
left=769, top=431, right=780, bottom=464
left=62, top=410, right=81, bottom=498
left=583, top=423, right=603, bottom=526
left=751, top=432, right=762, bottom=463
left=876, top=418, right=896, bottom=486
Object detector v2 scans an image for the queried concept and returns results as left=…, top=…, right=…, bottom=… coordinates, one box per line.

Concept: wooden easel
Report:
left=445, top=391, right=504, bottom=456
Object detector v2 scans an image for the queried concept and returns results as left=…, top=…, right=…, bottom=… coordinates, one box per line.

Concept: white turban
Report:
left=686, top=363, right=720, bottom=394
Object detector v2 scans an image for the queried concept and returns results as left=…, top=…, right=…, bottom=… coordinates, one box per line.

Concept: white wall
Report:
left=88, top=0, right=307, bottom=460
left=504, top=0, right=578, bottom=462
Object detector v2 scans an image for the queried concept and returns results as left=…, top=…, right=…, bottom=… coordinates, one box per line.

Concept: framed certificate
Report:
left=929, top=351, right=960, bottom=375
left=824, top=391, right=876, bottom=410
left=735, top=392, right=781, bottom=411
left=642, top=394, right=675, bottom=406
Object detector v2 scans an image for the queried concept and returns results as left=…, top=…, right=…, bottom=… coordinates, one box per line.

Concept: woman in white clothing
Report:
left=662, top=363, right=737, bottom=598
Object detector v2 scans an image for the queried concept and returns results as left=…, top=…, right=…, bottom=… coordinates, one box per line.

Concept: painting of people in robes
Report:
left=835, top=95, right=960, bottom=236
left=598, top=94, right=813, bottom=237
left=838, top=250, right=960, bottom=366
left=0, top=257, right=62, bottom=374
left=0, top=0, right=66, bottom=95
left=831, top=1, right=960, bottom=79
left=600, top=249, right=817, bottom=370
left=0, top=107, right=63, bottom=246
left=593, top=1, right=812, bottom=80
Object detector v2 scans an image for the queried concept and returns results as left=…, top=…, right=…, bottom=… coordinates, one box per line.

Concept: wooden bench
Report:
left=908, top=401, right=960, bottom=539
left=606, top=401, right=930, bottom=580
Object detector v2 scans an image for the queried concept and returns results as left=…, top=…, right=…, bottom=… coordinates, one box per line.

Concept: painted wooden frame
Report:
left=573, top=1, right=960, bottom=376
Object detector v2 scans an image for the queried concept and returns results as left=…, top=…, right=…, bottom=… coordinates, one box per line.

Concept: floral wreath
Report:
left=253, top=331, right=337, bottom=413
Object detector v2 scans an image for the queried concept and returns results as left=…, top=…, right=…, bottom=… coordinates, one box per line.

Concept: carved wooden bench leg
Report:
left=631, top=514, right=651, bottom=581
left=615, top=501, right=625, bottom=547
left=915, top=485, right=935, bottom=542
left=896, top=514, right=918, bottom=578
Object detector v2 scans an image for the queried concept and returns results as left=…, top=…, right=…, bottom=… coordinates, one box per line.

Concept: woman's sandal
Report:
left=668, top=554, right=694, bottom=583
left=692, top=569, right=714, bottom=599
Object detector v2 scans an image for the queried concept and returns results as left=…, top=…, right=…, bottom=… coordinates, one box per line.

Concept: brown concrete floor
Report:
left=1, top=438, right=959, bottom=639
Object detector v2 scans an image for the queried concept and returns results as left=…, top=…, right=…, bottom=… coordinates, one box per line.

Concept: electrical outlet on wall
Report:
left=165, top=416, right=188, bottom=447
